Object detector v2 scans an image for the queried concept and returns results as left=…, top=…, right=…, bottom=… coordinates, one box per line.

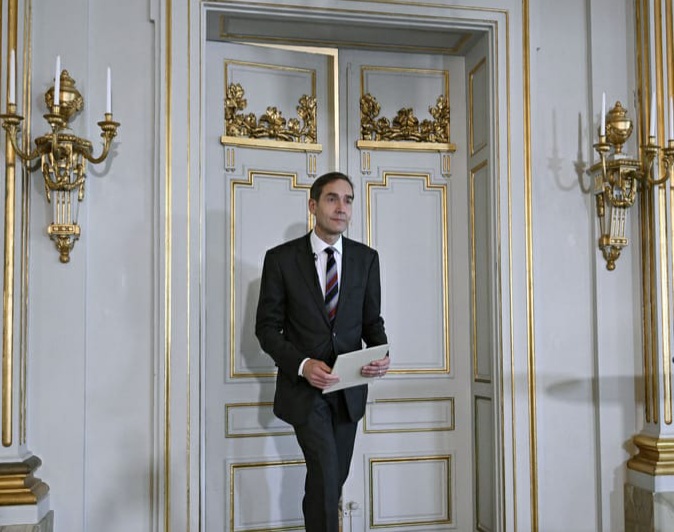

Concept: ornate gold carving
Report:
left=224, top=83, right=317, bottom=144
left=360, top=92, right=450, bottom=143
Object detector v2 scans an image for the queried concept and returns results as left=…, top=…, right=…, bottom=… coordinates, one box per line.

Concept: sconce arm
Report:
left=82, top=116, right=119, bottom=165
left=640, top=170, right=670, bottom=187
left=638, top=142, right=673, bottom=186
left=0, top=115, right=43, bottom=162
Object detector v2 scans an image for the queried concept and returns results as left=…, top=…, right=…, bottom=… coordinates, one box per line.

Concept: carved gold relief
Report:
left=222, top=83, right=321, bottom=152
left=357, top=93, right=455, bottom=152
left=360, top=92, right=450, bottom=143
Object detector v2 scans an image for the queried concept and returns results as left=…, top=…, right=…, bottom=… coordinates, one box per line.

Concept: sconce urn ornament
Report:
left=0, top=57, right=119, bottom=263
left=589, top=95, right=674, bottom=270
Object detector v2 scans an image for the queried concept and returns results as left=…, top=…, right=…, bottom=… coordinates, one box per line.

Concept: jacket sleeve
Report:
left=361, top=250, right=388, bottom=351
left=255, top=249, right=306, bottom=381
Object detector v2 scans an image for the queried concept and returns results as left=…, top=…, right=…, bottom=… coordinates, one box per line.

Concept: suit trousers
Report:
left=293, top=390, right=358, bottom=532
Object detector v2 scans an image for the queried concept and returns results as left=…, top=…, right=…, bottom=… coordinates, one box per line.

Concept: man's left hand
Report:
left=361, top=356, right=390, bottom=378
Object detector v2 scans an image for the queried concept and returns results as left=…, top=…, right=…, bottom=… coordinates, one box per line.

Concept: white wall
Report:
left=530, top=0, right=638, bottom=531
left=27, top=1, right=156, bottom=531
left=13, top=0, right=640, bottom=531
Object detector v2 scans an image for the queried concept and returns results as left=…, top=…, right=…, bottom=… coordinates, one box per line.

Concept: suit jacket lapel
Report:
left=336, top=239, right=356, bottom=322
left=295, top=234, right=330, bottom=325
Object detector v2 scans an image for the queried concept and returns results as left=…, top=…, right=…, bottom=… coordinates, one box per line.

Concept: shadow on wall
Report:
left=237, top=222, right=308, bottom=528
left=546, top=374, right=642, bottom=532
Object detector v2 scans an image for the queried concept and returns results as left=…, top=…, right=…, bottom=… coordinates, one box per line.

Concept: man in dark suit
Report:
left=256, top=171, right=389, bottom=532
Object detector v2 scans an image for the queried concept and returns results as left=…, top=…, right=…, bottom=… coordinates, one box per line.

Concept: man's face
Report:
left=309, top=179, right=354, bottom=242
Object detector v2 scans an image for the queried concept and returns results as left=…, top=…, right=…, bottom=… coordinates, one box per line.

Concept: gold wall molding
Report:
left=634, top=0, right=674, bottom=427
left=627, top=434, right=674, bottom=475
left=221, top=83, right=322, bottom=152
left=0, top=456, right=49, bottom=505
left=3, top=0, right=19, bottom=449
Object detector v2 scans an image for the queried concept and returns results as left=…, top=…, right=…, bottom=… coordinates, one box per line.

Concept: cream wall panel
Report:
left=27, top=1, right=155, bottom=532
left=471, top=162, right=493, bottom=383
left=361, top=66, right=448, bottom=118
left=369, top=176, right=448, bottom=372
left=364, top=397, right=455, bottom=433
left=231, top=173, right=308, bottom=377
left=28, top=0, right=89, bottom=524
left=369, top=455, right=452, bottom=528
left=230, top=461, right=305, bottom=530
left=225, top=60, right=316, bottom=118
left=586, top=2, right=640, bottom=531
left=470, top=58, right=488, bottom=156
left=476, top=396, right=495, bottom=532
left=530, top=0, right=601, bottom=524
left=225, top=403, right=293, bottom=438
left=530, top=0, right=637, bottom=531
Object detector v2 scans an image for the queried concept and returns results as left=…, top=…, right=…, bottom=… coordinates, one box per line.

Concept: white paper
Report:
left=322, top=344, right=390, bottom=394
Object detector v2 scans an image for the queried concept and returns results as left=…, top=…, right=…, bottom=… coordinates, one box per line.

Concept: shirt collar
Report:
left=310, top=230, right=343, bottom=255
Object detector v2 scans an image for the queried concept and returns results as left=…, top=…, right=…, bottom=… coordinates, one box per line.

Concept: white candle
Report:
left=669, top=96, right=673, bottom=140
left=600, top=92, right=606, bottom=136
left=54, top=55, right=61, bottom=107
left=650, top=91, right=656, bottom=138
left=8, top=49, right=15, bottom=106
left=106, top=67, right=111, bottom=114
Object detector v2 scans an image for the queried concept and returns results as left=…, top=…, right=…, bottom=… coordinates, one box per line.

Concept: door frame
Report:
left=155, top=1, right=535, bottom=531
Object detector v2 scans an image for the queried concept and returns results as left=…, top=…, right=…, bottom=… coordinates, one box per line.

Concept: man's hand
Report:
left=302, top=359, right=340, bottom=390
left=361, top=356, right=390, bottom=378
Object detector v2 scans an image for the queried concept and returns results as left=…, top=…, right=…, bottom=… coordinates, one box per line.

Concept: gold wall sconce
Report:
left=589, top=93, right=674, bottom=270
left=0, top=54, right=119, bottom=263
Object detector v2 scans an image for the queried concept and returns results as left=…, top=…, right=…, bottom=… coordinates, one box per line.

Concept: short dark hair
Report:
left=309, top=172, right=354, bottom=202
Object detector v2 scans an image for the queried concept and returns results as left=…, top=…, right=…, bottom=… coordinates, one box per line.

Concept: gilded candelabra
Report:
left=0, top=68, right=119, bottom=263
left=589, top=99, right=674, bottom=270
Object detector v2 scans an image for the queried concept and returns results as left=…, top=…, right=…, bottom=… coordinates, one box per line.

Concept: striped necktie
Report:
left=325, top=247, right=338, bottom=323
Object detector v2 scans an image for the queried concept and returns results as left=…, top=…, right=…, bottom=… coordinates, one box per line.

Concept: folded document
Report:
left=322, top=344, right=390, bottom=394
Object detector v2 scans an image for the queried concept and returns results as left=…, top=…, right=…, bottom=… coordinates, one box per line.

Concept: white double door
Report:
left=203, top=40, right=476, bottom=531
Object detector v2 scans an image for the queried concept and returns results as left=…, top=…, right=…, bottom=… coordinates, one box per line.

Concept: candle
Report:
left=54, top=55, right=61, bottom=107
left=669, top=96, right=673, bottom=140
left=8, top=49, right=15, bottom=106
left=650, top=91, right=656, bottom=138
left=106, top=67, right=111, bottom=114
left=600, top=92, right=606, bottom=136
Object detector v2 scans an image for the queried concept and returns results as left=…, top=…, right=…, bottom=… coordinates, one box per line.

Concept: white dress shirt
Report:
left=299, top=231, right=343, bottom=376
left=310, top=230, right=343, bottom=297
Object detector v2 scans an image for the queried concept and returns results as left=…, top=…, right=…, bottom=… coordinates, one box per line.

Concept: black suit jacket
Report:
left=255, top=233, right=388, bottom=426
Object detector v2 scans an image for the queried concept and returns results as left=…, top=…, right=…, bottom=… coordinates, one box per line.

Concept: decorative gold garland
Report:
left=360, top=93, right=450, bottom=143
left=224, top=83, right=317, bottom=144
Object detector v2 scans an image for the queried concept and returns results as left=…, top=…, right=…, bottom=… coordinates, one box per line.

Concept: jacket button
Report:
left=332, top=332, right=336, bottom=337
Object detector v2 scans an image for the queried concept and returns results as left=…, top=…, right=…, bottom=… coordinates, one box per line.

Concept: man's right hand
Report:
left=302, top=359, right=340, bottom=390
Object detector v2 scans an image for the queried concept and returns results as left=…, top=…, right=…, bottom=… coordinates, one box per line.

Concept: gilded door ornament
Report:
left=357, top=93, right=456, bottom=154
left=221, top=83, right=322, bottom=153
